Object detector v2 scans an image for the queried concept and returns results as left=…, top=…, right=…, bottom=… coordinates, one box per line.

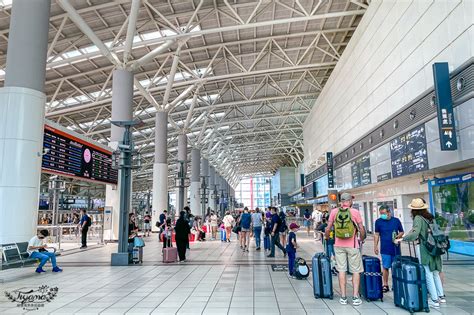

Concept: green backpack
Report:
left=334, top=208, right=355, bottom=239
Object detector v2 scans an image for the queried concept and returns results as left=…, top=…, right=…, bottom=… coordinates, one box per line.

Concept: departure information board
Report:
left=42, top=124, right=118, bottom=185
left=390, top=125, right=429, bottom=178
left=351, top=154, right=371, bottom=188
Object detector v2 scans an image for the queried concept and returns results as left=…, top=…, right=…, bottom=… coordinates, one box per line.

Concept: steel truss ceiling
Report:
left=0, top=0, right=367, bottom=190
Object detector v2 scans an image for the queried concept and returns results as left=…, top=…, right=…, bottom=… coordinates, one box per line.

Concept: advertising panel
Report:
left=390, top=125, right=429, bottom=178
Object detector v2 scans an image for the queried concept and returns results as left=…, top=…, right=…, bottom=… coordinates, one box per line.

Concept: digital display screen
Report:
left=42, top=124, right=118, bottom=185
left=351, top=154, right=371, bottom=188
left=390, top=125, right=429, bottom=178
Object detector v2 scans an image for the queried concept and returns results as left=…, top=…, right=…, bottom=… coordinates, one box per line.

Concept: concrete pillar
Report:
left=0, top=0, right=51, bottom=244
left=209, top=166, right=217, bottom=213
left=175, top=133, right=187, bottom=213
left=200, top=158, right=209, bottom=217
left=190, top=148, right=201, bottom=215
left=105, top=69, right=133, bottom=240
left=152, top=111, right=168, bottom=230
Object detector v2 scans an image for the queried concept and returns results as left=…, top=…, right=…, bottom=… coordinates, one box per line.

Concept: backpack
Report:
left=420, top=217, right=450, bottom=256
left=293, top=257, right=310, bottom=279
left=85, top=215, right=92, bottom=228
left=334, top=208, right=355, bottom=239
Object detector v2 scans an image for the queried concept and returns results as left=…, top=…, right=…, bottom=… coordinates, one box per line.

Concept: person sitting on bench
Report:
left=28, top=229, right=62, bottom=273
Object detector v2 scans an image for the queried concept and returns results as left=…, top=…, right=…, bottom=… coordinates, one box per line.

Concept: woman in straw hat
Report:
left=395, top=198, right=446, bottom=308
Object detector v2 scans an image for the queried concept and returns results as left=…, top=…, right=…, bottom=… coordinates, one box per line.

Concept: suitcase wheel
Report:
left=424, top=308, right=430, bottom=313
left=409, top=309, right=414, bottom=315
left=380, top=298, right=383, bottom=302
left=329, top=295, right=333, bottom=300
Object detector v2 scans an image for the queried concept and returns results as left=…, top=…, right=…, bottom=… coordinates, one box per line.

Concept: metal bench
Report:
left=1, top=242, right=57, bottom=270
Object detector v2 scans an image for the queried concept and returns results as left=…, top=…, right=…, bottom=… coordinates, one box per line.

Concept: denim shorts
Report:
left=381, top=254, right=396, bottom=269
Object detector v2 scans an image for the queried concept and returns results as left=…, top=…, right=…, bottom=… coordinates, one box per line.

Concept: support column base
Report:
left=111, top=252, right=130, bottom=266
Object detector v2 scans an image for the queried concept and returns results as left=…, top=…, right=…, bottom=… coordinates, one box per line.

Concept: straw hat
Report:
left=408, top=198, right=428, bottom=210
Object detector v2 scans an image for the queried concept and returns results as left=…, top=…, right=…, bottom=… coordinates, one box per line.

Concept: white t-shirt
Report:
left=312, top=210, right=322, bottom=223
left=223, top=215, right=235, bottom=227
left=27, top=236, right=44, bottom=255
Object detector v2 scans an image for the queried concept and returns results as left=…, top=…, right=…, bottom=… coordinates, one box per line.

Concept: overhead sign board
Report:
left=390, top=125, right=429, bottom=178
left=432, top=62, right=457, bottom=151
left=326, top=152, right=334, bottom=188
left=42, top=123, right=118, bottom=185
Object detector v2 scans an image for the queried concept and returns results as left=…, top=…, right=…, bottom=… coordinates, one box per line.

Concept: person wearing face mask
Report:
left=374, top=205, right=404, bottom=293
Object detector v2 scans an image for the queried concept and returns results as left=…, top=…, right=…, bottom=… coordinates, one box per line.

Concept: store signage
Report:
left=432, top=62, right=457, bottom=151
left=377, top=172, right=392, bottom=182
left=327, top=152, right=334, bottom=188
left=390, top=125, right=429, bottom=178
left=42, top=124, right=118, bottom=185
left=303, top=182, right=316, bottom=199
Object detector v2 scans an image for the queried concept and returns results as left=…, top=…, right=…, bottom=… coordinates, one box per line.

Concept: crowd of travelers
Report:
left=26, top=193, right=448, bottom=311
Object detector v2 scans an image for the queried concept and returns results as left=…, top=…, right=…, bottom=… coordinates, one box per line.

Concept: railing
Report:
left=36, top=224, right=104, bottom=251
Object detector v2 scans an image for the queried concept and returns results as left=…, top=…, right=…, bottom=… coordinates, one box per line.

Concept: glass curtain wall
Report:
left=235, top=176, right=271, bottom=209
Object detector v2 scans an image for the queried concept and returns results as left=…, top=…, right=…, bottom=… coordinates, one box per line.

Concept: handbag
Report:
left=134, top=236, right=145, bottom=248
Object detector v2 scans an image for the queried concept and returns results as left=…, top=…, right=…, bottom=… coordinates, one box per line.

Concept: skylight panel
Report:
left=0, top=0, right=12, bottom=7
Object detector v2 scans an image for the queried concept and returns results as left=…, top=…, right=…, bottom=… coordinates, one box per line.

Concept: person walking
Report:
left=175, top=211, right=191, bottom=262
left=303, top=209, right=312, bottom=236
left=374, top=205, right=404, bottom=293
left=157, top=209, right=167, bottom=240
left=252, top=207, right=263, bottom=250
left=223, top=211, right=235, bottom=242
left=143, top=211, right=152, bottom=237
left=210, top=211, right=218, bottom=240
left=28, top=229, right=62, bottom=273
left=267, top=207, right=287, bottom=258
left=287, top=223, right=299, bottom=278
left=279, top=210, right=288, bottom=248
left=325, top=193, right=366, bottom=306
left=395, top=198, right=446, bottom=308
left=79, top=209, right=91, bottom=249
left=263, top=213, right=271, bottom=252
left=240, top=207, right=252, bottom=252
left=312, top=208, right=323, bottom=239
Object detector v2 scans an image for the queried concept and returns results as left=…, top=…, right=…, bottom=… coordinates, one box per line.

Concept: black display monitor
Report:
left=42, top=124, right=118, bottom=185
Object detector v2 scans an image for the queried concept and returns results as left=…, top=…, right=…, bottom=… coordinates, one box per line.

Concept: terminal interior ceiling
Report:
left=0, top=0, right=367, bottom=191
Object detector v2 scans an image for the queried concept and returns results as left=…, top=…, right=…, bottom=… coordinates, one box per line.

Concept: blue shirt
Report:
left=287, top=231, right=296, bottom=253
left=270, top=213, right=280, bottom=231
left=375, top=217, right=404, bottom=256
left=240, top=213, right=251, bottom=229
left=251, top=213, right=263, bottom=227
left=80, top=214, right=88, bottom=225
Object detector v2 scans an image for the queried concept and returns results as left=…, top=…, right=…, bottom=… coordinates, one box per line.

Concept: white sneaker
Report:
left=339, top=297, right=348, bottom=305
left=428, top=299, right=440, bottom=308
left=439, top=296, right=447, bottom=304
left=352, top=296, right=362, bottom=306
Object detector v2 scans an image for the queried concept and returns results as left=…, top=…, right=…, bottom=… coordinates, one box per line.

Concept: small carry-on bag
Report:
left=312, top=252, right=333, bottom=299
left=162, top=238, right=177, bottom=263
left=221, top=229, right=226, bottom=242
left=392, top=242, right=429, bottom=314
left=293, top=257, right=310, bottom=280
left=360, top=255, right=383, bottom=302
left=132, top=247, right=143, bottom=264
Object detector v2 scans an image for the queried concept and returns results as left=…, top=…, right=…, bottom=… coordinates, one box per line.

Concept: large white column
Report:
left=175, top=133, right=187, bottom=213
left=0, top=0, right=51, bottom=244
left=208, top=166, right=217, bottom=213
left=190, top=148, right=201, bottom=215
left=152, top=111, right=168, bottom=230
left=200, top=158, right=209, bottom=217
left=105, top=69, right=133, bottom=240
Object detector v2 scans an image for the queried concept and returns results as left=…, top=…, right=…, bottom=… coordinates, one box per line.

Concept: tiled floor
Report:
left=1, top=232, right=473, bottom=314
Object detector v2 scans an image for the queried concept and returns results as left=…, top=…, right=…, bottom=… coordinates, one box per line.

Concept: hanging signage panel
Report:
left=390, top=125, right=429, bottom=178
left=42, top=124, right=118, bottom=185
left=432, top=62, right=457, bottom=151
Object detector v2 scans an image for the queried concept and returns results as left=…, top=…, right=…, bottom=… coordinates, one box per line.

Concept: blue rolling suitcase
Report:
left=312, top=253, right=333, bottom=299
left=392, top=244, right=429, bottom=314
left=220, top=229, right=226, bottom=242
left=360, top=255, right=383, bottom=302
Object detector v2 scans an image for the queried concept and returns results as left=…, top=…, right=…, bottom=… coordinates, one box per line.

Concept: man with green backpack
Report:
left=325, top=192, right=366, bottom=306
